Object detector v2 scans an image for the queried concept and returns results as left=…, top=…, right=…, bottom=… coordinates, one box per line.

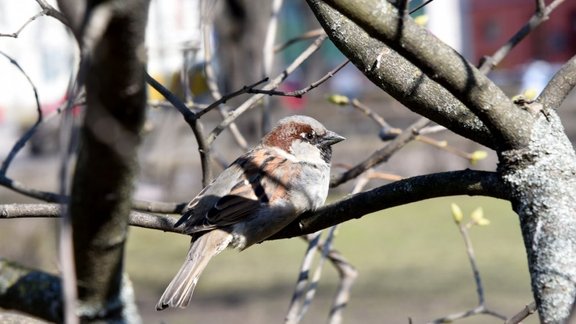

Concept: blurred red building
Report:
left=469, top=0, right=576, bottom=68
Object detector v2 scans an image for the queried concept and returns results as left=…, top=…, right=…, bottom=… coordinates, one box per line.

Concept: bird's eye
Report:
left=305, top=132, right=315, bottom=140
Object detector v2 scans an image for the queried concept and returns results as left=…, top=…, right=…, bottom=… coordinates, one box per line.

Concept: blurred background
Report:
left=1, top=0, right=575, bottom=322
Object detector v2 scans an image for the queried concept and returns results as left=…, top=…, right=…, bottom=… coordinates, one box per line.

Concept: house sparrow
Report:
left=156, top=115, right=344, bottom=310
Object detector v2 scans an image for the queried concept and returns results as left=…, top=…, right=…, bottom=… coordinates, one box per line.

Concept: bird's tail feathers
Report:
left=156, top=230, right=232, bottom=310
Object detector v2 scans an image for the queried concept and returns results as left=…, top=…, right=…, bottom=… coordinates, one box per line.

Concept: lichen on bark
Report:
left=499, top=110, right=576, bottom=323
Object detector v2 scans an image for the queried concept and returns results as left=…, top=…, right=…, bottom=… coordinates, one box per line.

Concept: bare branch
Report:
left=285, top=232, right=322, bottom=324
left=0, top=11, right=45, bottom=38
left=248, top=59, right=349, bottom=98
left=349, top=98, right=392, bottom=129
left=505, top=302, right=537, bottom=324
left=320, top=0, right=531, bottom=150
left=0, top=171, right=507, bottom=238
left=277, top=170, right=508, bottom=239
left=274, top=29, right=326, bottom=53
left=35, top=0, right=69, bottom=26
left=478, top=0, right=566, bottom=74
left=194, top=77, right=270, bottom=119
left=0, top=203, right=183, bottom=234
left=331, top=117, right=430, bottom=187
left=0, top=0, right=69, bottom=38
left=427, top=305, right=501, bottom=324
left=206, top=34, right=328, bottom=146
left=307, top=0, right=497, bottom=149
left=536, top=0, right=546, bottom=15
left=537, top=54, right=576, bottom=110
left=145, top=72, right=212, bottom=186
left=0, top=174, right=65, bottom=203
left=342, top=98, right=478, bottom=163
left=131, top=200, right=185, bottom=214
left=428, top=209, right=507, bottom=323
left=201, top=22, right=249, bottom=150
left=0, top=51, right=43, bottom=175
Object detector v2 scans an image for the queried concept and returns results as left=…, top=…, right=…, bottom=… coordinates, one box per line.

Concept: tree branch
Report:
left=59, top=0, right=150, bottom=321
left=0, top=259, right=63, bottom=323
left=275, top=170, right=507, bottom=239
left=0, top=171, right=507, bottom=238
left=537, top=54, right=576, bottom=110
left=306, top=0, right=497, bottom=149
left=145, top=72, right=213, bottom=185
left=0, top=51, right=43, bottom=175
left=331, top=117, right=429, bottom=187
left=206, top=34, right=328, bottom=146
left=478, top=0, right=565, bottom=74
left=320, top=0, right=532, bottom=150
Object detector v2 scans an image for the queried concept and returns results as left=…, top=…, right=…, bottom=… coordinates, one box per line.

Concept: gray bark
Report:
left=306, top=1, right=576, bottom=322
left=58, top=0, right=150, bottom=322
left=500, top=110, right=576, bottom=323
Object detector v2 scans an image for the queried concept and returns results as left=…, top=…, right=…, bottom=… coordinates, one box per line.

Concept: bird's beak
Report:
left=322, top=131, right=346, bottom=146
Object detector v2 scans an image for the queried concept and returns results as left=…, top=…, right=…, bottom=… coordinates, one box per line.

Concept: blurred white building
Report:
left=0, top=0, right=202, bottom=155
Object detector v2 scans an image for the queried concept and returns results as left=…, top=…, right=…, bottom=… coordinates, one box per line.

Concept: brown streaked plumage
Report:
left=156, top=115, right=344, bottom=310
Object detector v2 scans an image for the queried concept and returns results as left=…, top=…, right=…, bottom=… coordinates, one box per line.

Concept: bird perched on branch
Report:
left=157, top=115, right=344, bottom=310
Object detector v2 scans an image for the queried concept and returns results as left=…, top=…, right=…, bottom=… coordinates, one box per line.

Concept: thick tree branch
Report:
left=1, top=171, right=507, bottom=238
left=306, top=0, right=497, bottom=149
left=537, top=54, right=576, bottom=110
left=316, top=0, right=533, bottom=150
left=273, top=170, right=506, bottom=239
left=499, top=110, right=576, bottom=323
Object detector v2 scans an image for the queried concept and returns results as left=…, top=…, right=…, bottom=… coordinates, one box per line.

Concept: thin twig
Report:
left=261, top=0, right=284, bottom=134
left=0, top=51, right=43, bottom=175
left=537, top=54, right=576, bottom=110
left=207, top=34, right=328, bottom=146
left=296, top=226, right=337, bottom=322
left=249, top=59, right=350, bottom=98
left=201, top=20, right=249, bottom=150
left=331, top=117, right=430, bottom=187
left=195, top=77, right=270, bottom=119
left=0, top=11, right=45, bottom=38
left=285, top=232, right=322, bottom=324
left=145, top=72, right=212, bottom=186
left=349, top=98, right=392, bottom=128
left=459, top=221, right=485, bottom=306
left=478, top=0, right=565, bottom=74
left=347, top=99, right=473, bottom=161
left=0, top=174, right=65, bottom=203
left=0, top=0, right=68, bottom=38
left=427, top=210, right=507, bottom=323
left=505, top=302, right=537, bottom=324
left=409, top=0, right=435, bottom=14
left=35, top=0, right=69, bottom=26
left=288, top=175, right=369, bottom=323
left=274, top=29, right=326, bottom=53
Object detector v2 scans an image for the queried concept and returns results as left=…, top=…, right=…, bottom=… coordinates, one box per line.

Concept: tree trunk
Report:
left=306, top=1, right=576, bottom=322
left=59, top=0, right=150, bottom=322
left=500, top=109, right=576, bottom=323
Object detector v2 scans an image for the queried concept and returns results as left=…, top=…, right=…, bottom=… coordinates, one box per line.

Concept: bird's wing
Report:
left=180, top=148, right=297, bottom=233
